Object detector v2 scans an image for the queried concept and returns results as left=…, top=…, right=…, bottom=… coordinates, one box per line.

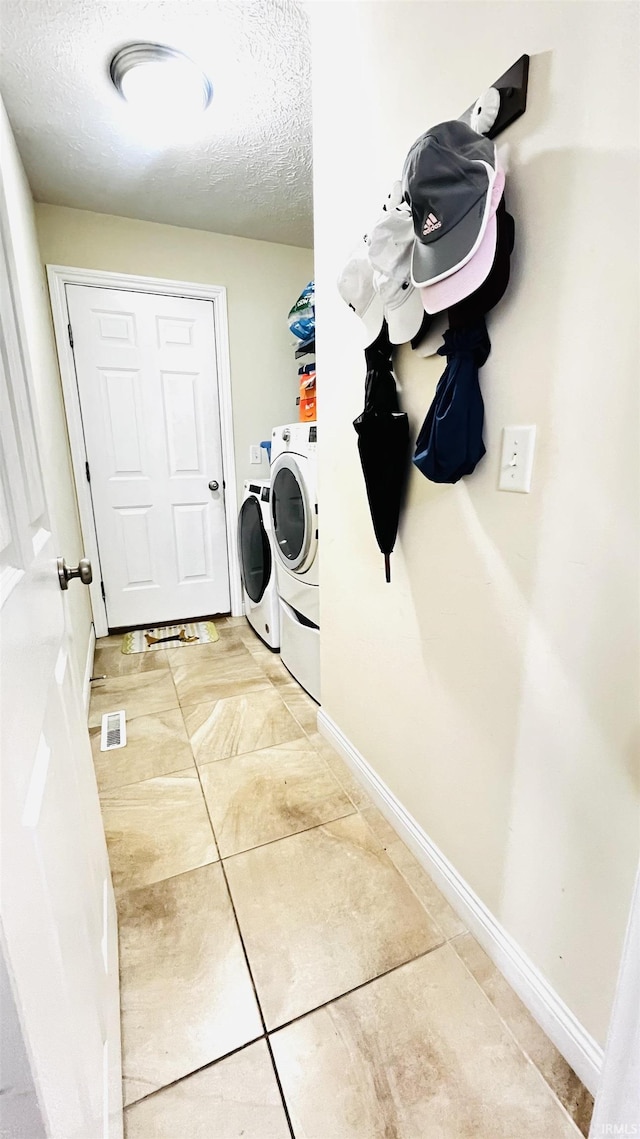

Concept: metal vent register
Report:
left=100, top=710, right=127, bottom=752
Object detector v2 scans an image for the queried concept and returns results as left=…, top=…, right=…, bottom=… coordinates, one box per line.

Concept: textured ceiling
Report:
left=0, top=0, right=313, bottom=247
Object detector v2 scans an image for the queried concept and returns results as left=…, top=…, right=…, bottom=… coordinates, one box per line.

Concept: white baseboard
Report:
left=83, top=624, right=96, bottom=714
left=317, top=708, right=603, bottom=1096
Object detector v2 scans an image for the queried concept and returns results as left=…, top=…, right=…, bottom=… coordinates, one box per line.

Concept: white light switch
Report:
left=249, top=444, right=262, bottom=465
left=498, top=426, right=536, bottom=493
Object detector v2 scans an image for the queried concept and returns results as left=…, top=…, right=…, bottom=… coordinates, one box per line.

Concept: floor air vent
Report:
left=100, top=710, right=127, bottom=752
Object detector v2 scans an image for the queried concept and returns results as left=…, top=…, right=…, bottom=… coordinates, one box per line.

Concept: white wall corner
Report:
left=82, top=624, right=96, bottom=714
left=317, top=708, right=603, bottom=1097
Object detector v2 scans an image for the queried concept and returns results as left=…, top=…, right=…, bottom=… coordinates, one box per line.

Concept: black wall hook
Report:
left=460, top=54, right=530, bottom=140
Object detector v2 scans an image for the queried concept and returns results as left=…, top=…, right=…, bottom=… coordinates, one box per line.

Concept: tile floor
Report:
left=90, top=617, right=593, bottom=1138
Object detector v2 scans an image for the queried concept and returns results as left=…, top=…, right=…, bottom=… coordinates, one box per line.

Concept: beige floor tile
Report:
left=119, top=864, right=262, bottom=1106
left=452, top=933, right=593, bottom=1135
left=185, top=689, right=302, bottom=764
left=306, top=731, right=372, bottom=808
left=200, top=737, right=355, bottom=857
left=362, top=807, right=466, bottom=940
left=96, top=633, right=130, bottom=649
left=164, top=629, right=245, bottom=668
left=271, top=945, right=582, bottom=1139
left=170, top=644, right=272, bottom=708
left=388, top=838, right=467, bottom=939
left=244, top=639, right=275, bottom=659
left=224, top=616, right=250, bottom=627
left=253, top=652, right=296, bottom=687
left=216, top=622, right=245, bottom=641
left=100, top=769, right=217, bottom=891
left=279, top=687, right=319, bottom=733
left=94, top=642, right=170, bottom=679
left=88, top=671, right=178, bottom=728
left=236, top=623, right=271, bottom=651
left=123, top=1040, right=290, bottom=1139
left=90, top=708, right=194, bottom=792
left=225, top=812, right=443, bottom=1029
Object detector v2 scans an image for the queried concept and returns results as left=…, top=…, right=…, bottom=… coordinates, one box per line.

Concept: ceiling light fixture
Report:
left=109, top=43, right=213, bottom=125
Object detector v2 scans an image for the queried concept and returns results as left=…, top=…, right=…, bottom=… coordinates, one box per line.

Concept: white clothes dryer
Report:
left=238, top=479, right=280, bottom=650
left=270, top=423, right=320, bottom=702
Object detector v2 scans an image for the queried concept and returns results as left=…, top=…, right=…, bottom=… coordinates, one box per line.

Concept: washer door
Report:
left=271, top=457, right=316, bottom=573
left=238, top=496, right=271, bottom=603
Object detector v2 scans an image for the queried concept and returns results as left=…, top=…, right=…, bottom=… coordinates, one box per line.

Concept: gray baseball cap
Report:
left=402, top=120, right=497, bottom=288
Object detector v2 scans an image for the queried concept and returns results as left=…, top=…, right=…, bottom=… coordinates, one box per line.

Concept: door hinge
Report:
left=85, top=460, right=91, bottom=483
left=67, top=322, right=74, bottom=348
left=100, top=581, right=105, bottom=602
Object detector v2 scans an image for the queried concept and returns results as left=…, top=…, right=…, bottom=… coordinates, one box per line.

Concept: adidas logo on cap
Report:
left=422, top=212, right=442, bottom=236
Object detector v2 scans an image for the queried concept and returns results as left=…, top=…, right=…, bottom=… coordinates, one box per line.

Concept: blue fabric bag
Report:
left=413, top=320, right=490, bottom=484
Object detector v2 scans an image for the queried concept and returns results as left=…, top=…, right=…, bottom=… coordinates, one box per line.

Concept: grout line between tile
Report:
left=96, top=759, right=197, bottom=797
left=123, top=1033, right=266, bottom=1110
left=186, top=689, right=310, bottom=767
left=266, top=938, right=447, bottom=1038
left=447, top=936, right=591, bottom=1135
left=112, top=853, right=222, bottom=903
left=192, top=731, right=309, bottom=768
left=264, top=1034, right=297, bottom=1139
left=356, top=811, right=467, bottom=944
left=89, top=699, right=175, bottom=729
left=300, top=741, right=361, bottom=812
left=176, top=680, right=274, bottom=712
left=297, top=730, right=368, bottom=811
left=190, top=736, right=296, bottom=1139
left=178, top=704, right=221, bottom=858
left=215, top=806, right=358, bottom=861
left=111, top=795, right=371, bottom=902
left=97, top=758, right=201, bottom=797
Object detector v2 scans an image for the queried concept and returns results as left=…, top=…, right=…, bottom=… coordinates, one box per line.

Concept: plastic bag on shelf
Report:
left=288, top=281, right=315, bottom=343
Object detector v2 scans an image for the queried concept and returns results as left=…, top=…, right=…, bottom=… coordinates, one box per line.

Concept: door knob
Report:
left=208, top=480, right=220, bottom=492
left=57, top=556, right=93, bottom=590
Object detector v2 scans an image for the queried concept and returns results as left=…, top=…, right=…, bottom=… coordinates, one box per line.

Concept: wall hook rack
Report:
left=459, top=54, right=530, bottom=139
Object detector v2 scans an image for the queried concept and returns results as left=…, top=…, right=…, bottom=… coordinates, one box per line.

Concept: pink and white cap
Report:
left=419, top=168, right=505, bottom=315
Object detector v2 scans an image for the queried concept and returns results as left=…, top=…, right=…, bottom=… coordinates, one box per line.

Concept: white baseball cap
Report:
left=367, top=194, right=424, bottom=345
left=373, top=269, right=425, bottom=345
left=337, top=237, right=384, bottom=347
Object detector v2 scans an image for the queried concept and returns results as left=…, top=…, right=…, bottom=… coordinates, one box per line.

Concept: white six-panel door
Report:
left=66, top=285, right=230, bottom=628
left=0, top=199, right=122, bottom=1136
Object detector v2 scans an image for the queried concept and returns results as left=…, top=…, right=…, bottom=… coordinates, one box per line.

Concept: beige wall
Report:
left=0, top=101, right=92, bottom=678
left=310, top=1, right=639, bottom=1048
left=35, top=204, right=314, bottom=499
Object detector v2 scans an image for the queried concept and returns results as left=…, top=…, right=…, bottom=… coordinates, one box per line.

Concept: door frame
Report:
left=47, top=265, right=242, bottom=637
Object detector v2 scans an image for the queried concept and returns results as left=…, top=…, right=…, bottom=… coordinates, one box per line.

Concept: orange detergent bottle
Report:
left=298, top=368, right=316, bottom=422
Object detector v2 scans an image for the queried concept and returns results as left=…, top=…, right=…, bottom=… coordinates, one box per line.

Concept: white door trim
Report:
left=46, top=265, right=242, bottom=637
left=82, top=623, right=96, bottom=714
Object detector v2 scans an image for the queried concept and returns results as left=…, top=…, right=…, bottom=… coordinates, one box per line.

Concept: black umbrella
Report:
left=353, top=321, right=410, bottom=582
left=413, top=318, right=491, bottom=483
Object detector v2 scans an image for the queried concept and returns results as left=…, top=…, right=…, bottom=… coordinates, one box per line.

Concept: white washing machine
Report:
left=270, top=423, right=320, bottom=702
left=238, top=479, right=280, bottom=650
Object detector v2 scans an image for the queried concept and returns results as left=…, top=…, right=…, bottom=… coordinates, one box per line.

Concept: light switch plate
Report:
left=249, top=444, right=261, bottom=465
left=499, top=426, right=536, bottom=493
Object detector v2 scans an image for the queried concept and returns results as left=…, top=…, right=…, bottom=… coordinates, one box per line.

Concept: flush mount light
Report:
left=110, top=43, right=213, bottom=120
